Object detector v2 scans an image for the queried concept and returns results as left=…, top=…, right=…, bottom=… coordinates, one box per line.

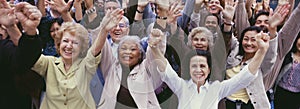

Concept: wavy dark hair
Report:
left=182, top=49, right=212, bottom=81
left=237, top=26, right=262, bottom=56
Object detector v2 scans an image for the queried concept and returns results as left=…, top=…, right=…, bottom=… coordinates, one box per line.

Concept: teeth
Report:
left=123, top=56, right=130, bottom=60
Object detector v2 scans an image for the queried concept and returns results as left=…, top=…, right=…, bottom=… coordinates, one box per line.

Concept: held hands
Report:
left=255, top=31, right=270, bottom=51
left=15, top=2, right=42, bottom=35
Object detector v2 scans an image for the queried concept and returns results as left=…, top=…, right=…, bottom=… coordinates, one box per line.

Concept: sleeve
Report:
left=261, top=37, right=278, bottom=76
left=17, top=33, right=42, bottom=72
left=31, top=55, right=52, bottom=77
left=99, top=39, right=116, bottom=78
left=82, top=48, right=102, bottom=76
left=218, top=65, right=258, bottom=99
left=158, top=60, right=185, bottom=96
left=234, top=0, right=251, bottom=39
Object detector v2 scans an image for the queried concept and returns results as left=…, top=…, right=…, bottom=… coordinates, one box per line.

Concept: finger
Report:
left=28, top=11, right=42, bottom=20
left=0, top=0, right=10, bottom=9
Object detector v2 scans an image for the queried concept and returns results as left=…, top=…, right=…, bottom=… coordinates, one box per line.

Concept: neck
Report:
left=63, top=60, right=72, bottom=72
left=196, top=80, right=205, bottom=93
left=242, top=53, right=255, bottom=62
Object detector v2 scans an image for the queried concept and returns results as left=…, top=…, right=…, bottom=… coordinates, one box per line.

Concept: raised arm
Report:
left=90, top=9, right=123, bottom=56
left=249, top=32, right=270, bottom=74
left=235, top=0, right=251, bottom=39
left=14, top=1, right=43, bottom=70
left=0, top=0, right=21, bottom=46
left=73, top=0, right=83, bottom=22
left=148, top=28, right=167, bottom=72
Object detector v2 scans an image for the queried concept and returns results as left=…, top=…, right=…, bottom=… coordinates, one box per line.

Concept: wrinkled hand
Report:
left=222, top=0, right=237, bottom=21
left=0, top=0, right=17, bottom=27
left=256, top=31, right=270, bottom=51
left=100, top=9, right=123, bottom=31
left=167, top=1, right=183, bottom=24
left=148, top=28, right=165, bottom=48
left=15, top=2, right=42, bottom=35
left=268, top=3, right=290, bottom=28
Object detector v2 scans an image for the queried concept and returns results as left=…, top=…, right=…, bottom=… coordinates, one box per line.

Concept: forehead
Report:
left=256, top=15, right=269, bottom=20
left=209, top=0, right=220, bottom=2
left=244, top=31, right=258, bottom=38
left=193, top=33, right=210, bottom=39
left=190, top=56, right=208, bottom=64
left=63, top=32, right=80, bottom=40
left=205, top=16, right=218, bottom=22
left=120, top=40, right=138, bottom=47
left=104, top=1, right=120, bottom=7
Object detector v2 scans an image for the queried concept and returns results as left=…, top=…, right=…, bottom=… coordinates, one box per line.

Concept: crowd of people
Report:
left=0, top=0, right=299, bottom=109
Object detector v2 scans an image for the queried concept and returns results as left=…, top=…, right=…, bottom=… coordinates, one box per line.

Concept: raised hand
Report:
left=148, top=28, right=165, bottom=48
left=15, top=2, right=42, bottom=35
left=46, top=0, right=73, bottom=14
left=268, top=3, right=290, bottom=28
left=222, top=0, right=237, bottom=21
left=0, top=0, right=18, bottom=27
left=255, top=31, right=270, bottom=51
left=167, top=0, right=184, bottom=24
left=100, top=8, right=124, bottom=32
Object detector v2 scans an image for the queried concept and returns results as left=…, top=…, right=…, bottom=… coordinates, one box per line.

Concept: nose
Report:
left=66, top=41, right=73, bottom=48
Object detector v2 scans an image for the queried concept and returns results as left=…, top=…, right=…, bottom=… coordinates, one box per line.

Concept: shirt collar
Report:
left=188, top=79, right=210, bottom=91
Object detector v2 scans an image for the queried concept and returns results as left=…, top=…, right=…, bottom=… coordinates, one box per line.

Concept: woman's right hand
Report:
left=255, top=31, right=270, bottom=51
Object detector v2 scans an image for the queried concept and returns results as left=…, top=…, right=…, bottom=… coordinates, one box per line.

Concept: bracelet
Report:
left=85, top=7, right=96, bottom=15
left=156, top=15, right=167, bottom=20
left=136, top=9, right=144, bottom=14
left=223, top=21, right=234, bottom=26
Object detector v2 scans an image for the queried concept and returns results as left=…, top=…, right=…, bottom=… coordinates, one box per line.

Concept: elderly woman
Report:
left=31, top=9, right=124, bottom=109
left=97, top=28, right=165, bottom=108
left=149, top=27, right=271, bottom=108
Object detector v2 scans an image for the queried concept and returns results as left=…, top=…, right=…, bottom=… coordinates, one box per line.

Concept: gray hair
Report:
left=187, top=27, right=214, bottom=50
left=118, top=35, right=145, bottom=59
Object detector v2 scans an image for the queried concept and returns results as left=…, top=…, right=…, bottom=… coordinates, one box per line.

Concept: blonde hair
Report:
left=55, top=22, right=89, bottom=58
left=187, top=27, right=214, bottom=50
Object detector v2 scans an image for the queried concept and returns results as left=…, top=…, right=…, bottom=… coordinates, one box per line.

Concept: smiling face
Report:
left=242, top=31, right=259, bottom=55
left=118, top=40, right=141, bottom=67
left=208, top=0, right=221, bottom=14
left=192, top=33, right=209, bottom=51
left=189, top=55, right=210, bottom=84
left=50, top=22, right=60, bottom=39
left=59, top=32, right=81, bottom=63
left=255, top=15, right=269, bottom=31
left=109, top=18, right=129, bottom=43
left=205, top=15, right=218, bottom=33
